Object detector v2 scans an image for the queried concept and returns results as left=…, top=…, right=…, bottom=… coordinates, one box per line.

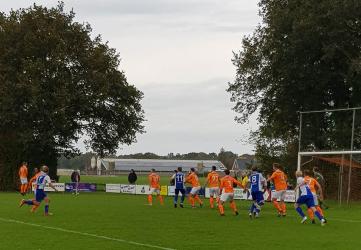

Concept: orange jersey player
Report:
left=294, top=170, right=326, bottom=226
left=147, top=169, right=163, bottom=206
left=27, top=167, right=41, bottom=192
left=19, top=162, right=29, bottom=196
left=218, top=169, right=243, bottom=216
left=20, top=165, right=58, bottom=216
left=267, top=163, right=288, bottom=216
left=185, top=168, right=203, bottom=208
left=205, top=166, right=220, bottom=208
left=304, top=170, right=325, bottom=224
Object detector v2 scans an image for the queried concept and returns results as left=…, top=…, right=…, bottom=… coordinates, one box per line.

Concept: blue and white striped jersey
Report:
left=36, top=172, right=51, bottom=190
left=250, top=172, right=266, bottom=192
left=297, top=177, right=313, bottom=196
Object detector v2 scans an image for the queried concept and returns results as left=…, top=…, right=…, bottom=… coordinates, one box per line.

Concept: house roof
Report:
left=232, top=157, right=254, bottom=170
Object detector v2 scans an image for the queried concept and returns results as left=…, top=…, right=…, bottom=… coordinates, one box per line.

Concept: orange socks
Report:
left=218, top=204, right=224, bottom=215
left=280, top=202, right=286, bottom=214
left=316, top=206, right=324, bottom=216
left=194, top=195, right=203, bottom=205
left=210, top=197, right=214, bottom=208
left=307, top=206, right=323, bottom=220
left=148, top=195, right=163, bottom=205
left=31, top=205, right=39, bottom=213
left=273, top=200, right=281, bottom=212
left=157, top=195, right=164, bottom=205
left=147, top=195, right=153, bottom=205
left=189, top=196, right=195, bottom=207
left=230, top=201, right=237, bottom=213
left=307, top=208, right=314, bottom=220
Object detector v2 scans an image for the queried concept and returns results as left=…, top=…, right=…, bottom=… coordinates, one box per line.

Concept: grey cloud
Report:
left=68, top=0, right=260, bottom=34
left=0, top=0, right=259, bottom=155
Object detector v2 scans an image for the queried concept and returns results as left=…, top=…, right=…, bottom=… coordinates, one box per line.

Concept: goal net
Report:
left=297, top=107, right=361, bottom=204
left=298, top=151, right=361, bottom=204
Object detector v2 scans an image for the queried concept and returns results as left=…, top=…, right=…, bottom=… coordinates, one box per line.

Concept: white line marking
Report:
left=0, top=217, right=176, bottom=250
left=260, top=211, right=361, bottom=223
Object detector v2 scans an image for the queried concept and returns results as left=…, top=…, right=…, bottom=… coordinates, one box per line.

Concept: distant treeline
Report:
left=57, top=148, right=241, bottom=170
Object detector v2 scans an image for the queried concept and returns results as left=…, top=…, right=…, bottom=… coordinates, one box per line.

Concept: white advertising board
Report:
left=32, top=183, right=65, bottom=192
left=135, top=185, right=151, bottom=195
left=271, top=190, right=296, bottom=202
left=167, top=186, right=185, bottom=196
left=106, top=184, right=121, bottom=193
left=120, top=184, right=136, bottom=194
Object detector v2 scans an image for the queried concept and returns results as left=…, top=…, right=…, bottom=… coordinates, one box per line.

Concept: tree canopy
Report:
left=228, top=0, right=361, bottom=173
left=0, top=3, right=144, bottom=189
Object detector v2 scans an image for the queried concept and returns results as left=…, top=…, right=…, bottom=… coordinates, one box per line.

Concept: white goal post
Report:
left=297, top=107, right=361, bottom=204
left=297, top=150, right=361, bottom=171
left=297, top=150, right=361, bottom=205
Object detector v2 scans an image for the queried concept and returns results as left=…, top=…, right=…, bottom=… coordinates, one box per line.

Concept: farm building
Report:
left=97, top=158, right=226, bottom=174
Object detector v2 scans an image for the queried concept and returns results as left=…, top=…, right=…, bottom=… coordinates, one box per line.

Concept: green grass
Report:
left=59, top=175, right=208, bottom=186
left=1, top=192, right=361, bottom=250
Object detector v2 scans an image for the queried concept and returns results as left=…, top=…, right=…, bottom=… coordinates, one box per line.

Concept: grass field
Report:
left=1, top=191, right=361, bottom=250
left=58, top=175, right=207, bottom=190
left=59, top=175, right=174, bottom=185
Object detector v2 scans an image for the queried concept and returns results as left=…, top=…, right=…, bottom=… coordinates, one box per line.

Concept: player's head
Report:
left=251, top=166, right=258, bottom=172
left=295, top=170, right=303, bottom=178
left=273, top=163, right=281, bottom=171
left=177, top=167, right=182, bottom=172
left=21, top=162, right=28, bottom=167
left=151, top=168, right=156, bottom=173
left=33, top=167, right=39, bottom=174
left=224, top=169, right=230, bottom=175
left=304, top=169, right=312, bottom=176
left=190, top=167, right=195, bottom=172
left=211, top=166, right=216, bottom=171
left=42, top=165, right=49, bottom=173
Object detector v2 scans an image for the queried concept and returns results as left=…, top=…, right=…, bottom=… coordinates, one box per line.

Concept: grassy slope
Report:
left=1, top=192, right=360, bottom=250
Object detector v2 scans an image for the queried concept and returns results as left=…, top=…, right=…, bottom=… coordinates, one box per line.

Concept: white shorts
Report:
left=150, top=188, right=160, bottom=195
left=312, top=193, right=319, bottom=206
left=190, top=186, right=201, bottom=195
left=20, top=178, right=28, bottom=185
left=209, top=187, right=220, bottom=197
left=220, top=192, right=234, bottom=202
left=272, top=190, right=286, bottom=201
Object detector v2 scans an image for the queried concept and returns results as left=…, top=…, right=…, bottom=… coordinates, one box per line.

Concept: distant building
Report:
left=232, top=154, right=255, bottom=172
left=99, top=158, right=226, bottom=174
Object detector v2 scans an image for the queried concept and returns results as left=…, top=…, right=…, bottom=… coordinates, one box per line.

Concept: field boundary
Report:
left=0, top=217, right=176, bottom=250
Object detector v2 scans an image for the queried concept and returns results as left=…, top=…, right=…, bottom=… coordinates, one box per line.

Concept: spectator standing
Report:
left=128, top=169, right=137, bottom=184
left=71, top=170, right=80, bottom=195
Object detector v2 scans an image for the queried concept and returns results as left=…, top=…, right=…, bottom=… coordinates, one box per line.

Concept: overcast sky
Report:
left=1, top=0, right=261, bottom=155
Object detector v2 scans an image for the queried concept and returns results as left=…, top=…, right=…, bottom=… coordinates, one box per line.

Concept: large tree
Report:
left=228, top=0, right=361, bottom=173
left=0, top=3, right=144, bottom=190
